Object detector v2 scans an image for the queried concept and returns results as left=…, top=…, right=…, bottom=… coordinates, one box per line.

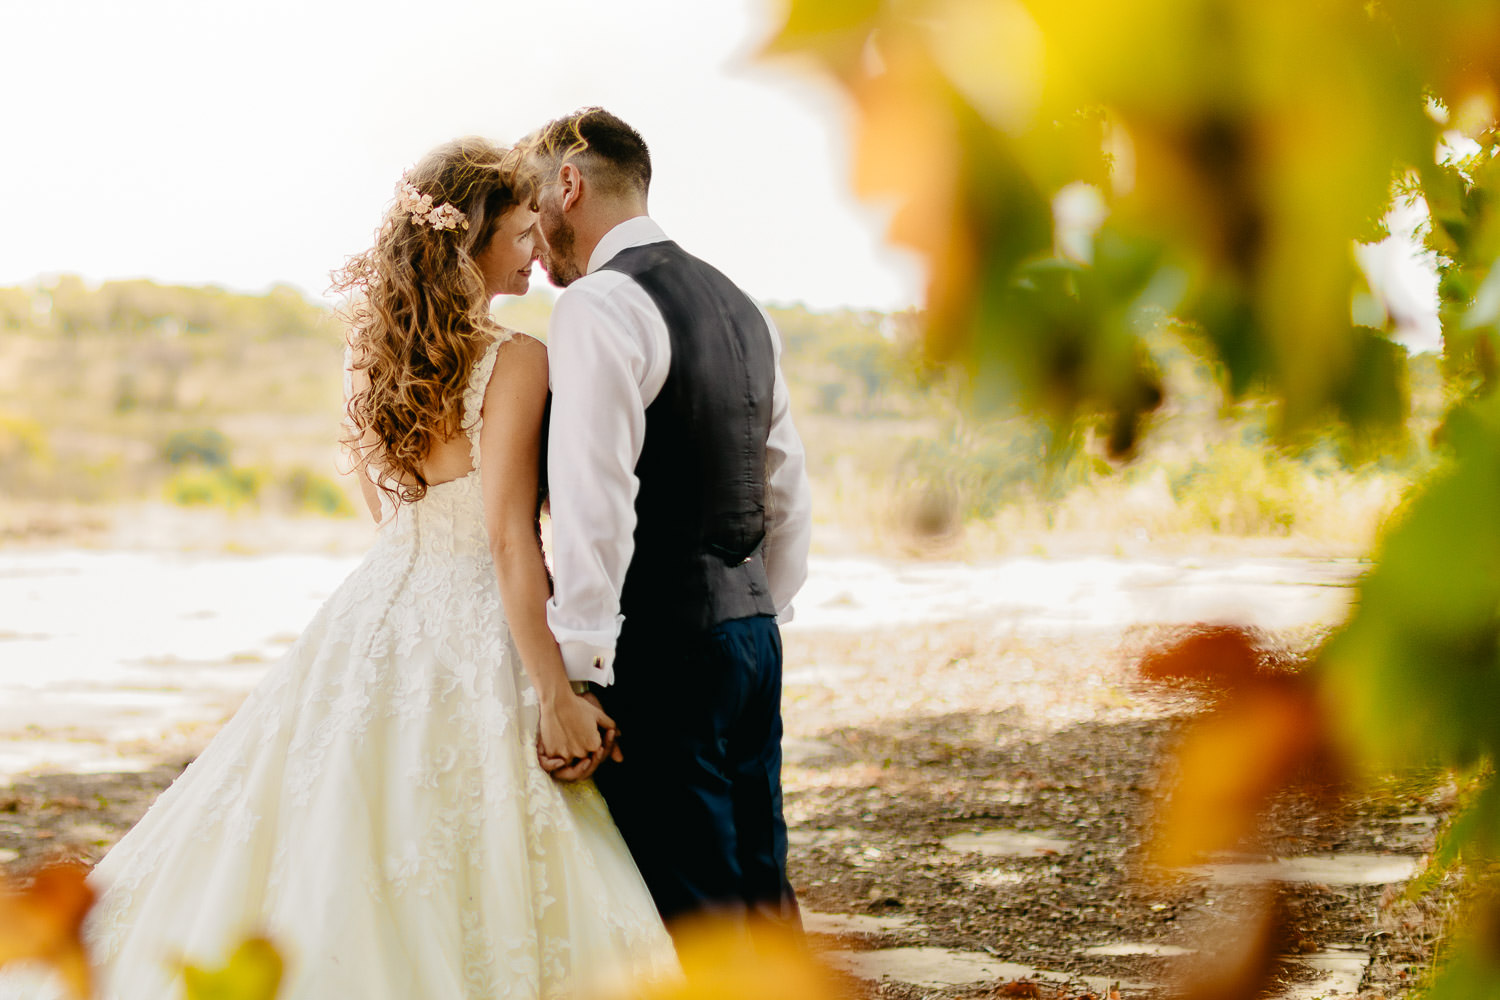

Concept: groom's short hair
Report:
left=528, top=107, right=651, bottom=200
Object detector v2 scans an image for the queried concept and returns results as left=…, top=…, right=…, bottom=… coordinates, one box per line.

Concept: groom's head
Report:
left=524, top=107, right=651, bottom=287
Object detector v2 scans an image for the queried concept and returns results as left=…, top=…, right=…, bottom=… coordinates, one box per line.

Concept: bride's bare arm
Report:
left=479, top=336, right=617, bottom=766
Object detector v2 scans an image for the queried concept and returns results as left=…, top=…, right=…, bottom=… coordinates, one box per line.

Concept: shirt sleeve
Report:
left=758, top=306, right=813, bottom=620
left=544, top=285, right=652, bottom=686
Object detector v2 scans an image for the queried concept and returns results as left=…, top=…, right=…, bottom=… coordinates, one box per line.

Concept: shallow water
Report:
left=0, top=550, right=358, bottom=779
left=0, top=549, right=1360, bottom=780
left=791, top=553, right=1359, bottom=634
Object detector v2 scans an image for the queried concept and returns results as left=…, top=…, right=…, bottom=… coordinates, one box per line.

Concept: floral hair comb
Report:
left=395, top=176, right=469, bottom=232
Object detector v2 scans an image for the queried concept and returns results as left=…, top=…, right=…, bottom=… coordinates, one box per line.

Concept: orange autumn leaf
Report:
left=1138, top=625, right=1265, bottom=689
left=0, top=862, right=95, bottom=999
left=1147, top=678, right=1331, bottom=872
left=836, top=31, right=980, bottom=361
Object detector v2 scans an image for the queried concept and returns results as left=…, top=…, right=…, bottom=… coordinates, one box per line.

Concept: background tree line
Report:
left=0, top=273, right=1453, bottom=560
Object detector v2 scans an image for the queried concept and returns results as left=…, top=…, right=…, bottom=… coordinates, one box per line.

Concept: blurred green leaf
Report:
left=1322, top=389, right=1500, bottom=771
left=1422, top=892, right=1500, bottom=1000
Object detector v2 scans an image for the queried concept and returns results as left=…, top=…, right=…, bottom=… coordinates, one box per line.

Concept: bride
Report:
left=4, top=137, right=677, bottom=999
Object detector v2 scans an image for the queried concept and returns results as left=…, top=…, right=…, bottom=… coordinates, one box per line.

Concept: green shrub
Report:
left=161, top=428, right=232, bottom=468
left=165, top=466, right=264, bottom=509
left=1169, top=441, right=1301, bottom=535
left=0, top=411, right=55, bottom=496
left=282, top=468, right=356, bottom=517
left=898, top=413, right=1088, bottom=523
left=0, top=412, right=50, bottom=466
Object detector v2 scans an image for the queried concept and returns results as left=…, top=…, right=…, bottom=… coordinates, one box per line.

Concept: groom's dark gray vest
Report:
left=600, top=240, right=778, bottom=636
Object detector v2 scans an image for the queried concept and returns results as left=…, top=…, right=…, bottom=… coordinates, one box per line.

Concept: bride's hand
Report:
left=537, top=691, right=616, bottom=766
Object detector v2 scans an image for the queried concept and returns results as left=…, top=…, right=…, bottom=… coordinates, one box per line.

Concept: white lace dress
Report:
left=3, top=336, right=676, bottom=999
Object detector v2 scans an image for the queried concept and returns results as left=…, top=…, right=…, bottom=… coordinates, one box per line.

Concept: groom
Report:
left=524, top=107, right=813, bottom=936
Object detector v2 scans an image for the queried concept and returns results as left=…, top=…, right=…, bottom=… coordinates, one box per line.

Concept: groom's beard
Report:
left=541, top=216, right=583, bottom=288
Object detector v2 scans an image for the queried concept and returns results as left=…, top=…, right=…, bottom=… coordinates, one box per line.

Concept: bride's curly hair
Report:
left=332, top=136, right=534, bottom=504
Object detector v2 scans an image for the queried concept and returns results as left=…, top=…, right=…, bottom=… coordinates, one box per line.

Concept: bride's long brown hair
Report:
left=333, top=136, right=533, bottom=503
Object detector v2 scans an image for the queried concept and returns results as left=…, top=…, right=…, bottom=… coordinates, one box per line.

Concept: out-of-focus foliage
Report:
left=0, top=863, right=93, bottom=998
left=1146, top=326, right=1500, bottom=996
left=626, top=917, right=838, bottom=1000
left=1139, top=628, right=1333, bottom=872
left=767, top=0, right=1500, bottom=992
left=179, top=936, right=283, bottom=1000
left=1322, top=387, right=1500, bottom=833
left=765, top=0, right=1448, bottom=454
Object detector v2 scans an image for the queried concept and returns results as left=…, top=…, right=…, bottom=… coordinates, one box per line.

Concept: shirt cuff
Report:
left=547, top=602, right=623, bottom=686
left=560, top=640, right=616, bottom=686
left=776, top=602, right=795, bottom=625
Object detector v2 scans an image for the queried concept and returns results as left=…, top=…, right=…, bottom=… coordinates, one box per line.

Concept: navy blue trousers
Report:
left=593, top=614, right=800, bottom=935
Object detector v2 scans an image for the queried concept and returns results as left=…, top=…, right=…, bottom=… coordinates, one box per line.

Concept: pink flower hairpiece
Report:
left=394, top=176, right=469, bottom=232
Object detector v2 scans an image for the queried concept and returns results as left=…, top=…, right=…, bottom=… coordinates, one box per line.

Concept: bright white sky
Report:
left=1, top=0, right=1444, bottom=350
left=0, top=0, right=924, bottom=311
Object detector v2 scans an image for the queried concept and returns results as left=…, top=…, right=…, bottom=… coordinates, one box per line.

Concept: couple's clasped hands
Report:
left=537, top=687, right=622, bottom=782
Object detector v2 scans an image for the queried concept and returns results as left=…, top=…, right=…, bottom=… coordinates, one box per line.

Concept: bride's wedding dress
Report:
left=3, top=335, right=676, bottom=999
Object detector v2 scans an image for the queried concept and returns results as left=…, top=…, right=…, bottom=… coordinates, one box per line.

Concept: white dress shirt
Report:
left=545, top=217, right=813, bottom=686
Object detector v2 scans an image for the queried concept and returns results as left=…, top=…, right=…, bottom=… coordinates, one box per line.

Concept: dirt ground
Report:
left=0, top=620, right=1456, bottom=998
left=776, top=623, right=1453, bottom=999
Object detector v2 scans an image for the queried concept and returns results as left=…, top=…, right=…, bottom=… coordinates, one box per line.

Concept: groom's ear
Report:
left=557, top=162, right=584, bottom=213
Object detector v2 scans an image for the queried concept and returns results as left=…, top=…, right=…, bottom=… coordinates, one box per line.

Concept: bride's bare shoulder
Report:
left=498, top=330, right=545, bottom=352
left=483, top=332, right=548, bottom=410
left=493, top=331, right=547, bottom=373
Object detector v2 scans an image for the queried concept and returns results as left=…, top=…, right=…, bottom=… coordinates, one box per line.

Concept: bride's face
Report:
left=476, top=206, right=540, bottom=297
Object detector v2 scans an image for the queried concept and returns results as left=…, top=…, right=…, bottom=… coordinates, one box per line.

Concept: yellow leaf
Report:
left=180, top=936, right=284, bottom=1000
left=927, top=0, right=1048, bottom=136
left=628, top=916, right=839, bottom=1000
left=761, top=0, right=885, bottom=80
